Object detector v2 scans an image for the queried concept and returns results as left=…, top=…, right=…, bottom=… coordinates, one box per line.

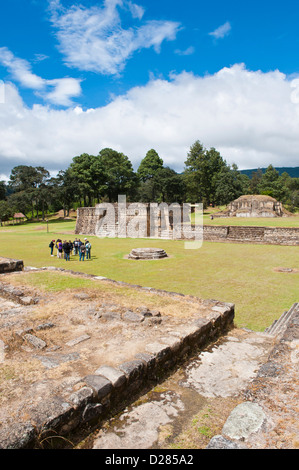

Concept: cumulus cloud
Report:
left=0, top=47, right=82, bottom=107
left=0, top=64, right=299, bottom=177
left=209, top=21, right=231, bottom=39
left=48, top=0, right=181, bottom=75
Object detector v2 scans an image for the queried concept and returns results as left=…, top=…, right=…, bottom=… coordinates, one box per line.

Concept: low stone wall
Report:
left=183, top=225, right=299, bottom=245
left=0, top=268, right=234, bottom=449
left=0, top=257, right=23, bottom=274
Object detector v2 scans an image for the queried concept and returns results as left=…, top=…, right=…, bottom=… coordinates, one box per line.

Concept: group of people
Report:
left=49, top=237, right=92, bottom=261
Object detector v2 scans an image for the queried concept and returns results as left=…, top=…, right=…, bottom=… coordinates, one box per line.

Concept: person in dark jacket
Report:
left=63, top=240, right=71, bottom=261
left=49, top=240, right=55, bottom=256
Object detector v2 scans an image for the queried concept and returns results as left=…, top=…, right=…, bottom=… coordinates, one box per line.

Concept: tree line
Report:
left=0, top=140, right=298, bottom=224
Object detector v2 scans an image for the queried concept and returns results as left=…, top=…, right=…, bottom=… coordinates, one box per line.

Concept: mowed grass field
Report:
left=0, top=216, right=298, bottom=331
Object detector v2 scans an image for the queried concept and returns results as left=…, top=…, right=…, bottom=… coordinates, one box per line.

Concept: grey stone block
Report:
left=118, top=360, right=146, bottom=381
left=23, top=333, right=47, bottom=350
left=94, top=365, right=126, bottom=388
left=83, top=375, right=113, bottom=399
left=69, top=386, right=94, bottom=407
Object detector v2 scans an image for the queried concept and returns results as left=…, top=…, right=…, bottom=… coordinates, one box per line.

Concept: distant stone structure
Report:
left=215, top=195, right=289, bottom=218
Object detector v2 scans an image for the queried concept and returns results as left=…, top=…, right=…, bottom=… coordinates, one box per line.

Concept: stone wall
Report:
left=75, top=206, right=299, bottom=246
left=0, top=257, right=23, bottom=274
left=201, top=225, right=299, bottom=246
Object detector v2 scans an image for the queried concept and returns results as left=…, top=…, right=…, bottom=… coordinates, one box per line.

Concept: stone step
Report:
left=265, top=303, right=299, bottom=336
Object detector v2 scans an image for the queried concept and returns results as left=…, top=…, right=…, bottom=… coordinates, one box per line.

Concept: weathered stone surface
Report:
left=30, top=397, right=75, bottom=435
left=135, top=352, right=156, bottom=371
left=119, top=360, right=146, bottom=381
left=82, top=403, right=103, bottom=422
left=69, top=386, right=94, bottom=407
left=123, top=310, right=144, bottom=323
left=35, top=322, right=55, bottom=331
left=23, top=333, right=47, bottom=350
left=128, top=248, right=168, bottom=260
left=35, top=352, right=80, bottom=369
left=0, top=257, right=24, bottom=274
left=94, top=366, right=126, bottom=388
left=0, top=423, right=36, bottom=449
left=83, top=375, right=112, bottom=400
left=66, top=334, right=91, bottom=347
left=222, top=402, right=267, bottom=440
left=145, top=342, right=171, bottom=362
left=206, top=435, right=248, bottom=449
left=101, top=311, right=121, bottom=321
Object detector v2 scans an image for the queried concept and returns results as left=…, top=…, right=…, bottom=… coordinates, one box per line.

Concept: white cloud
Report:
left=0, top=47, right=44, bottom=90
left=48, top=0, right=181, bottom=75
left=209, top=21, right=231, bottom=39
left=175, top=46, right=195, bottom=56
left=0, top=64, right=299, bottom=177
left=0, top=47, right=82, bottom=107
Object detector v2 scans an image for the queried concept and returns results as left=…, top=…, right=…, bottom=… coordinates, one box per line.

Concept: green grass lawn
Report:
left=0, top=218, right=298, bottom=332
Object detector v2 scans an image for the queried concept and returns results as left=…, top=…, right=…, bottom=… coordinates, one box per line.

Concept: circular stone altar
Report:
left=128, top=248, right=168, bottom=260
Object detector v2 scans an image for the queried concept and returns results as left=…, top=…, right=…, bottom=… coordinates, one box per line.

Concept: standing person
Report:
left=85, top=239, right=91, bottom=260
left=79, top=243, right=86, bottom=261
left=49, top=240, right=55, bottom=256
left=74, top=238, right=79, bottom=255
left=58, top=239, right=63, bottom=259
left=63, top=240, right=71, bottom=261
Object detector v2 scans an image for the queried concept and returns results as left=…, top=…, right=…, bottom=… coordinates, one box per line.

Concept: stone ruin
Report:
left=75, top=202, right=194, bottom=239
left=128, top=247, right=168, bottom=260
left=214, top=195, right=290, bottom=218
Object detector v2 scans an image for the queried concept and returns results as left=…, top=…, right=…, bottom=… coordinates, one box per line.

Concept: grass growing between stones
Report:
left=0, top=219, right=298, bottom=331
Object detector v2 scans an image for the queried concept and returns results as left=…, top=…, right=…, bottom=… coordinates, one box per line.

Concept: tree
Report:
left=214, top=164, right=250, bottom=205
left=258, top=164, right=280, bottom=197
left=0, top=181, right=6, bottom=200
left=137, top=149, right=164, bottom=182
left=69, top=153, right=97, bottom=206
left=8, top=165, right=50, bottom=218
left=49, top=169, right=78, bottom=216
left=98, top=148, right=138, bottom=202
left=0, top=200, right=14, bottom=225
left=153, top=167, right=185, bottom=203
left=184, top=140, right=227, bottom=206
left=248, top=168, right=263, bottom=194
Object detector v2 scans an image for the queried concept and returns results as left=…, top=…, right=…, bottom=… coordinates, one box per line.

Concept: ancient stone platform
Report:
left=128, top=248, right=168, bottom=260
left=0, top=266, right=234, bottom=449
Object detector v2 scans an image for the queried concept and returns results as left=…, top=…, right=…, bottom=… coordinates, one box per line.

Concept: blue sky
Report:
left=0, top=0, right=299, bottom=178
